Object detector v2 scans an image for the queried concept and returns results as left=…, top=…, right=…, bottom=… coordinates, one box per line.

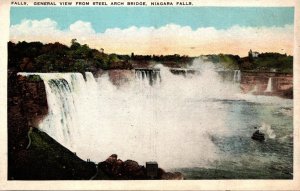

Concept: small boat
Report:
left=251, top=130, right=265, bottom=141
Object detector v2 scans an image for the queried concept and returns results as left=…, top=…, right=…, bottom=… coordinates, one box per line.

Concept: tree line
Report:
left=8, top=40, right=293, bottom=73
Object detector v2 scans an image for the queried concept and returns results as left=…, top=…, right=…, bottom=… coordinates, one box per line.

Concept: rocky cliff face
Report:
left=95, top=69, right=135, bottom=87
left=8, top=72, right=48, bottom=178
left=108, top=70, right=135, bottom=86
left=240, top=71, right=293, bottom=99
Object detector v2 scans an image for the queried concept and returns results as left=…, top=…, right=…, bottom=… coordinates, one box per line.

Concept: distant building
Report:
left=252, top=51, right=259, bottom=58
left=248, top=49, right=259, bottom=58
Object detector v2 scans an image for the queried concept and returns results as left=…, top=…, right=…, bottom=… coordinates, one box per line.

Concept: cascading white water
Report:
left=237, top=70, right=241, bottom=82
left=18, top=59, right=292, bottom=170
left=17, top=72, right=99, bottom=153
left=135, top=69, right=161, bottom=86
left=233, top=70, right=241, bottom=82
left=265, top=77, right=273, bottom=92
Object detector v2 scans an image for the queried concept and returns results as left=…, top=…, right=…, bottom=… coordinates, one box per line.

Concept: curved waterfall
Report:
left=18, top=72, right=98, bottom=152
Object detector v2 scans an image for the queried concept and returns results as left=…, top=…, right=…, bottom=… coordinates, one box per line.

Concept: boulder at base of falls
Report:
left=97, top=154, right=184, bottom=180
left=251, top=130, right=265, bottom=142
left=158, top=168, right=184, bottom=180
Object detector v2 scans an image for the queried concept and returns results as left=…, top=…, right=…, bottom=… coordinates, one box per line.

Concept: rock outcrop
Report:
left=97, top=154, right=184, bottom=180
left=240, top=71, right=293, bottom=99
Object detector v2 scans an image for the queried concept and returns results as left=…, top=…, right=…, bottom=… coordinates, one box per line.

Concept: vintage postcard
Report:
left=0, top=0, right=299, bottom=190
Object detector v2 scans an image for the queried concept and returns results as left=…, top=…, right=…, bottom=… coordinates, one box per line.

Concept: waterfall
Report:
left=265, top=77, right=273, bottom=92
left=18, top=60, right=268, bottom=168
left=18, top=72, right=98, bottom=153
left=16, top=59, right=293, bottom=174
left=18, top=63, right=232, bottom=168
left=233, top=70, right=241, bottom=82
left=237, top=70, right=241, bottom=82
left=135, top=69, right=161, bottom=85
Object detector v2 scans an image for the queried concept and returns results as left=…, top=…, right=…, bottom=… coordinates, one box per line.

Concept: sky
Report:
left=10, top=7, right=294, bottom=56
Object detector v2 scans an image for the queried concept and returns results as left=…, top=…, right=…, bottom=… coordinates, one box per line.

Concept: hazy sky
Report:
left=10, top=7, right=294, bottom=56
